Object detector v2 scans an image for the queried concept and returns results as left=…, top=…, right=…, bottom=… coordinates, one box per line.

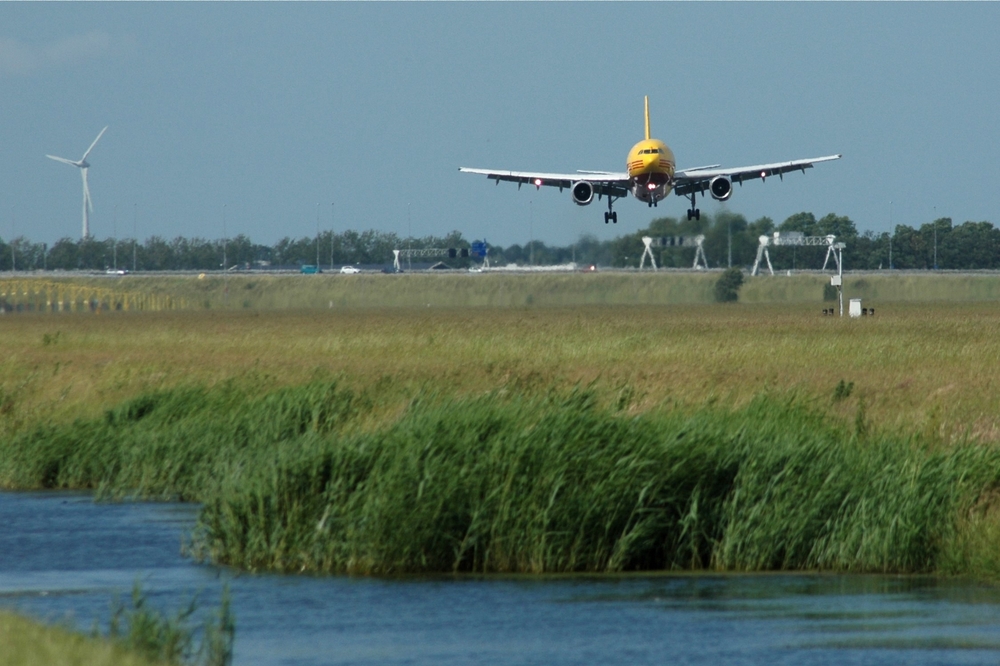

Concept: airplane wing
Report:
left=459, top=167, right=631, bottom=199
left=673, top=154, right=841, bottom=197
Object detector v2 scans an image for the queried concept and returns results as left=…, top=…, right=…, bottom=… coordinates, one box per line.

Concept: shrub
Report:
left=714, top=267, right=744, bottom=302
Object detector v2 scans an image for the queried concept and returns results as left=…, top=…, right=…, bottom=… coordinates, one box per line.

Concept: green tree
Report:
left=78, top=237, right=109, bottom=269
left=143, top=236, right=176, bottom=270
left=779, top=211, right=818, bottom=235
left=816, top=213, right=858, bottom=239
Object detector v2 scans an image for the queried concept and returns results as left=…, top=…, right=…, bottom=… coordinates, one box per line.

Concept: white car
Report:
left=340, top=266, right=360, bottom=274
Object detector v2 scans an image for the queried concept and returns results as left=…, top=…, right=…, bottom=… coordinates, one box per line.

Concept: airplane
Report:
left=459, top=97, right=840, bottom=224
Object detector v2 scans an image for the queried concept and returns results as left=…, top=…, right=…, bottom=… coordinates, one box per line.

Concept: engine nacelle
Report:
left=571, top=181, right=594, bottom=206
left=709, top=175, right=733, bottom=202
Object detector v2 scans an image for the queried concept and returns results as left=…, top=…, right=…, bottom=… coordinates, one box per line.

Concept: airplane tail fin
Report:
left=644, top=96, right=650, bottom=141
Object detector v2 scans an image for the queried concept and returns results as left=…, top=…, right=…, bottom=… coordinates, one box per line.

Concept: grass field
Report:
left=5, top=271, right=1000, bottom=312
left=3, top=277, right=1000, bottom=579
left=1, top=300, right=998, bottom=440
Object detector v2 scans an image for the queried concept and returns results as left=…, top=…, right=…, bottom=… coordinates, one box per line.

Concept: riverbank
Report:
left=0, top=611, right=160, bottom=666
left=3, top=380, right=1000, bottom=579
left=2, top=302, right=1000, bottom=579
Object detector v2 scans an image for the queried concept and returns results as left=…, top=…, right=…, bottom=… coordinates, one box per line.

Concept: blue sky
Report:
left=2, top=3, right=998, bottom=247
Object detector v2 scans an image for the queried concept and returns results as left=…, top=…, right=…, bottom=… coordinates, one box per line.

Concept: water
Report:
left=3, top=491, right=1000, bottom=665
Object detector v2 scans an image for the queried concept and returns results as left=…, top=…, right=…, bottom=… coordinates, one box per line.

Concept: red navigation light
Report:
left=534, top=178, right=543, bottom=189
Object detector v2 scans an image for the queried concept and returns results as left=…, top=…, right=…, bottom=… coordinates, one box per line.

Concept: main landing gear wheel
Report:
left=686, top=192, right=700, bottom=221
left=603, top=195, right=619, bottom=224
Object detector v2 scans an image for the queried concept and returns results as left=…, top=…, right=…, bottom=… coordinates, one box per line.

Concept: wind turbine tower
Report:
left=46, top=126, right=108, bottom=239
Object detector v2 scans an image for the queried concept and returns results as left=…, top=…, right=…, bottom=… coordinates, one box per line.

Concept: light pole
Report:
left=222, top=204, right=227, bottom=271
left=529, top=200, right=534, bottom=266
left=10, top=240, right=13, bottom=272
left=316, top=203, right=320, bottom=269
left=330, top=203, right=335, bottom=270
left=727, top=217, right=732, bottom=268
left=888, top=200, right=892, bottom=270
left=133, top=204, right=137, bottom=273
left=933, top=206, right=937, bottom=270
left=407, top=203, right=412, bottom=271
left=10, top=208, right=15, bottom=273
left=112, top=204, right=118, bottom=271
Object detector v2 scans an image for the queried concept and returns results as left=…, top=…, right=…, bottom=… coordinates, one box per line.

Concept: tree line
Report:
left=1, top=211, right=998, bottom=272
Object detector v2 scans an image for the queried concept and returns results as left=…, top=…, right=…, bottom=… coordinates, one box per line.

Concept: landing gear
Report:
left=604, top=196, right=618, bottom=224
left=686, top=192, right=700, bottom=221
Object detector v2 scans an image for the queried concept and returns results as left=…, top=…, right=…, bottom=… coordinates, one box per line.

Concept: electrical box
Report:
left=830, top=276, right=842, bottom=286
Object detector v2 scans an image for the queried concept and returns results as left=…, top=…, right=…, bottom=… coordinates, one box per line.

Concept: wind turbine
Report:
left=46, top=126, right=108, bottom=239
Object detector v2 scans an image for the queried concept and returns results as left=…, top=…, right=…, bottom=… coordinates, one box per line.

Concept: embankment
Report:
left=0, top=610, right=161, bottom=666
left=3, top=380, right=999, bottom=579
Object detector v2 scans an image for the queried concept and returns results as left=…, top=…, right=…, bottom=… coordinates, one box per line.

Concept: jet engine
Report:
left=571, top=181, right=595, bottom=206
left=709, top=175, right=733, bottom=202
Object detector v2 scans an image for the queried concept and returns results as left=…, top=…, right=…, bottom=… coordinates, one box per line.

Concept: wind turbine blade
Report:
left=81, top=126, right=107, bottom=162
left=46, top=155, right=79, bottom=167
left=82, top=168, right=93, bottom=212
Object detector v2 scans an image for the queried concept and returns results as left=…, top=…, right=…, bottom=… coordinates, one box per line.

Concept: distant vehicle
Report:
left=300, top=265, right=321, bottom=274
left=105, top=268, right=128, bottom=275
left=340, top=266, right=360, bottom=274
left=461, top=97, right=840, bottom=224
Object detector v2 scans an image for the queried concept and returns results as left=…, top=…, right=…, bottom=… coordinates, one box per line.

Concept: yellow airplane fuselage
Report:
left=626, top=97, right=675, bottom=204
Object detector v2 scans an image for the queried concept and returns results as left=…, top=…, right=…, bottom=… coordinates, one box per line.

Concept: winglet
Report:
left=644, top=96, right=650, bottom=141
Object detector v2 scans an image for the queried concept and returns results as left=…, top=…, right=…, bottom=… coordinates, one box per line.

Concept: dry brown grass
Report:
left=1, top=300, right=999, bottom=440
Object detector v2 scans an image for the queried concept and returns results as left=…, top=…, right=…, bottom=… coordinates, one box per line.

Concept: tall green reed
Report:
left=4, top=379, right=1000, bottom=577
left=105, top=582, right=234, bottom=666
